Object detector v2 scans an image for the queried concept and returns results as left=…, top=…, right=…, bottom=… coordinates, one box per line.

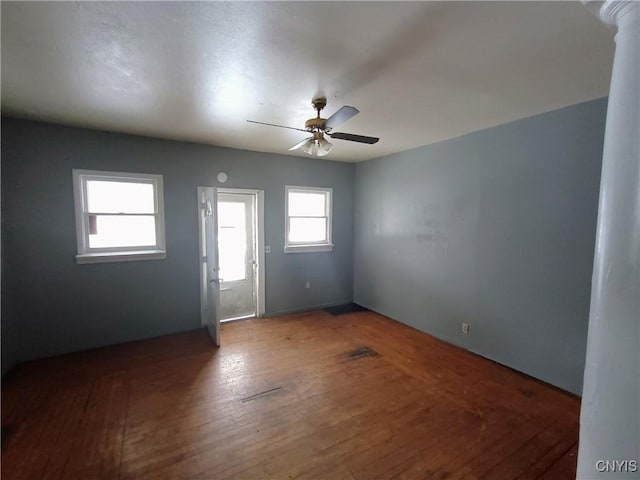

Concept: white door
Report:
left=217, top=193, right=256, bottom=321
left=198, top=186, right=221, bottom=345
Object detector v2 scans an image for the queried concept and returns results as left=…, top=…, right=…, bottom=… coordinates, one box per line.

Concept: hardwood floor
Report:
left=1, top=310, right=580, bottom=479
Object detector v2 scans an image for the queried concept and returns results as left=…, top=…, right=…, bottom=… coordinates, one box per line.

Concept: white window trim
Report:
left=284, top=185, right=333, bottom=254
left=72, top=169, right=166, bottom=264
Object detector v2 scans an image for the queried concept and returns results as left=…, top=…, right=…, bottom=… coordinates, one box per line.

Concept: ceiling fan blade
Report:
left=324, top=106, right=359, bottom=129
left=247, top=120, right=307, bottom=132
left=329, top=132, right=379, bottom=144
left=289, top=137, right=312, bottom=151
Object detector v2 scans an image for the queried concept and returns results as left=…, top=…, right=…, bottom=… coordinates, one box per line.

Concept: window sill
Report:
left=284, top=244, right=333, bottom=254
left=76, top=250, right=166, bottom=264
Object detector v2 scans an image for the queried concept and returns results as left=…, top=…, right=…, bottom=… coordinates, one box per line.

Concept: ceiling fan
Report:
left=247, top=97, right=379, bottom=157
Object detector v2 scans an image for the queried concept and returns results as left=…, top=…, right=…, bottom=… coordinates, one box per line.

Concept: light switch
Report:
left=265, top=245, right=271, bottom=253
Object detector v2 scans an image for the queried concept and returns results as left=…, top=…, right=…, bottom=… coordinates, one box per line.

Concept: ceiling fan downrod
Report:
left=306, top=97, right=328, bottom=133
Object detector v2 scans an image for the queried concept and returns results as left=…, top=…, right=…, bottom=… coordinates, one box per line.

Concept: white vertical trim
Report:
left=72, top=170, right=87, bottom=257
left=326, top=187, right=333, bottom=248
left=257, top=190, right=266, bottom=317
left=155, top=175, right=166, bottom=252
left=197, top=187, right=207, bottom=327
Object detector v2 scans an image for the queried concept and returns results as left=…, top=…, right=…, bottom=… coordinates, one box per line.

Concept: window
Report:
left=285, top=186, right=333, bottom=253
left=72, top=169, right=166, bottom=263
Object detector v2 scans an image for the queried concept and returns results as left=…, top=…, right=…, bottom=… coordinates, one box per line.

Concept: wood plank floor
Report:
left=1, top=310, right=580, bottom=479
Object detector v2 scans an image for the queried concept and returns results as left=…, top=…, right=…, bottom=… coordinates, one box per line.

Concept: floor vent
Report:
left=241, top=387, right=283, bottom=403
left=325, top=303, right=369, bottom=316
left=347, top=346, right=379, bottom=360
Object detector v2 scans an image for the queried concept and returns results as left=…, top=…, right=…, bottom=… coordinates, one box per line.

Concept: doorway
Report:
left=217, top=191, right=256, bottom=321
left=198, top=187, right=265, bottom=332
left=198, top=187, right=265, bottom=338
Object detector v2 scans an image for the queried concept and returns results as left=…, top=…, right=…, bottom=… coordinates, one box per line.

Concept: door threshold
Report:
left=221, top=314, right=256, bottom=323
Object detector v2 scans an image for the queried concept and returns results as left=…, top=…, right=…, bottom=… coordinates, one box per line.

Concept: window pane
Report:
left=288, top=192, right=326, bottom=217
left=87, top=181, right=155, bottom=214
left=217, top=202, right=246, bottom=282
left=89, top=215, right=156, bottom=248
left=289, top=217, right=327, bottom=243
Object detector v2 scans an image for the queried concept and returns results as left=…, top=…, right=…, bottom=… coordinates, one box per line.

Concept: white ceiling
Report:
left=1, top=2, right=614, bottom=162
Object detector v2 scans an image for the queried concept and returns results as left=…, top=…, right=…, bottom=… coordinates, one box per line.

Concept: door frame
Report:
left=200, top=187, right=265, bottom=324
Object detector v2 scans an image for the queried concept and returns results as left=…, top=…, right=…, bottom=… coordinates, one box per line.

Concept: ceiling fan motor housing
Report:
left=305, top=117, right=327, bottom=132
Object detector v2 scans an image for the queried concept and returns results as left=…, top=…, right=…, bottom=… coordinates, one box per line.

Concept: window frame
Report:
left=72, top=169, right=166, bottom=264
left=284, top=185, right=333, bottom=253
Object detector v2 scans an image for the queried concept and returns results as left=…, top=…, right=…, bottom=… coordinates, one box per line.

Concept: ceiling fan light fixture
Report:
left=317, top=136, right=332, bottom=157
left=302, top=137, right=316, bottom=155
left=302, top=132, right=332, bottom=157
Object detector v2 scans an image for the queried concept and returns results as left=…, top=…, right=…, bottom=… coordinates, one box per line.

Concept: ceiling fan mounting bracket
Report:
left=311, top=97, right=327, bottom=112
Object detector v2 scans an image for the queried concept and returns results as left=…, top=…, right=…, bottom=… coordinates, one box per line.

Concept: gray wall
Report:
left=354, top=98, right=607, bottom=395
left=1, top=118, right=354, bottom=374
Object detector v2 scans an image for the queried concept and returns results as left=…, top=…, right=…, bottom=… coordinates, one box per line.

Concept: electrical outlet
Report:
left=305, top=281, right=311, bottom=289
left=462, top=323, right=470, bottom=334
left=265, top=245, right=271, bottom=253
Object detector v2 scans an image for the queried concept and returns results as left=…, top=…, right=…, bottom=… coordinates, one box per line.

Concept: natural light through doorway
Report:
left=217, top=202, right=247, bottom=282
